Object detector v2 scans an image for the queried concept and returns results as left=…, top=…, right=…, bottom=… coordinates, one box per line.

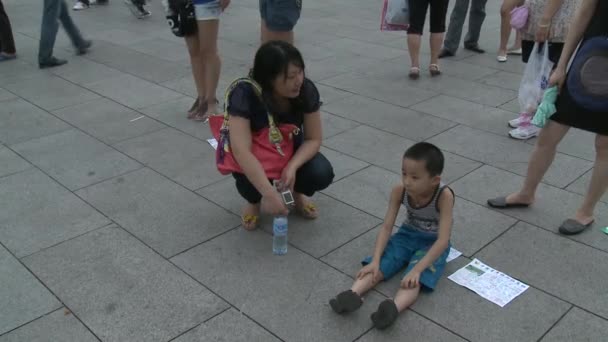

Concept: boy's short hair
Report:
left=403, top=142, right=444, bottom=176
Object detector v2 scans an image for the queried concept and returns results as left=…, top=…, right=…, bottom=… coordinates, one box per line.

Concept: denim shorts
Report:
left=194, top=0, right=221, bottom=21
left=260, top=0, right=302, bottom=32
left=362, top=225, right=450, bottom=290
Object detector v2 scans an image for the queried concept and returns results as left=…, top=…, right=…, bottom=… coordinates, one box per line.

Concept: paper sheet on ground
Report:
left=207, top=138, right=218, bottom=150
left=448, top=259, right=528, bottom=307
left=446, top=248, right=462, bottom=263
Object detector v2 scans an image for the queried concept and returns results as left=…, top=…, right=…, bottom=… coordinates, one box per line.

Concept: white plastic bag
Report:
left=381, top=0, right=409, bottom=31
left=518, top=43, right=554, bottom=115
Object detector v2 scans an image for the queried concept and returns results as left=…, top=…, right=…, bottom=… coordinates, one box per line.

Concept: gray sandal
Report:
left=487, top=196, right=530, bottom=209
left=558, top=219, right=594, bottom=235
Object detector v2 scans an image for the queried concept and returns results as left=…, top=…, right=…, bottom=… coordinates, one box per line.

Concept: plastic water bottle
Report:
left=272, top=216, right=288, bottom=255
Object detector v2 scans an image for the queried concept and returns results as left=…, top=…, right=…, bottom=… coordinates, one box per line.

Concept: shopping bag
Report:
left=381, top=0, right=409, bottom=31
left=518, top=43, right=554, bottom=115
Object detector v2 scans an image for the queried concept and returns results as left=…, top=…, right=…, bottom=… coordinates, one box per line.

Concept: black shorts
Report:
left=521, top=40, right=564, bottom=66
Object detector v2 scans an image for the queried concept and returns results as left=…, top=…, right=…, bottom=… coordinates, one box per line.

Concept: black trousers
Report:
left=233, top=153, right=334, bottom=204
left=0, top=0, right=16, bottom=54
left=407, top=0, right=450, bottom=34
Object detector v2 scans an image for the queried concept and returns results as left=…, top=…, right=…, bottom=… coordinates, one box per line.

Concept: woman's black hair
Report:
left=250, top=41, right=307, bottom=114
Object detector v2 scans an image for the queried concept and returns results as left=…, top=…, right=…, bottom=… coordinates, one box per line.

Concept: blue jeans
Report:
left=39, top=0, right=86, bottom=63
left=443, top=0, right=487, bottom=53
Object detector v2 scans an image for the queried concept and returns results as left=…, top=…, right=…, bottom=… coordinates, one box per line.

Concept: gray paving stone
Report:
left=0, top=245, right=61, bottom=335
left=479, top=71, right=522, bottom=91
left=529, top=128, right=597, bottom=163
left=0, top=88, right=16, bottom=102
left=52, top=98, right=166, bottom=145
left=197, top=178, right=242, bottom=217
left=85, top=74, right=182, bottom=109
left=323, top=96, right=457, bottom=141
left=358, top=311, right=466, bottom=342
left=173, top=309, right=279, bottom=342
left=412, top=258, right=571, bottom=342
left=76, top=168, right=239, bottom=257
left=3, top=74, right=100, bottom=111
left=130, top=38, right=190, bottom=63
left=411, top=95, right=518, bottom=136
left=461, top=53, right=526, bottom=75
left=500, top=97, right=520, bottom=113
left=138, top=96, right=212, bottom=140
left=262, top=193, right=381, bottom=258
left=307, top=54, right=381, bottom=82
left=49, top=58, right=125, bottom=86
left=321, top=112, right=360, bottom=140
left=0, top=147, right=30, bottom=178
left=161, top=75, right=198, bottom=98
left=0, top=60, right=46, bottom=85
left=0, top=308, right=98, bottom=342
left=22, top=226, right=228, bottom=342
left=451, top=165, right=608, bottom=252
left=114, top=128, right=224, bottom=190
left=12, top=129, right=142, bottom=190
left=317, top=38, right=404, bottom=60
left=172, top=229, right=384, bottom=342
left=316, top=84, right=354, bottom=105
left=320, top=147, right=369, bottom=181
left=0, top=169, right=110, bottom=257
left=540, top=308, right=608, bottom=342
left=566, top=169, right=608, bottom=204
left=429, top=125, right=593, bottom=188
left=324, top=125, right=481, bottom=182
left=476, top=222, right=608, bottom=319
left=0, top=98, right=71, bottom=145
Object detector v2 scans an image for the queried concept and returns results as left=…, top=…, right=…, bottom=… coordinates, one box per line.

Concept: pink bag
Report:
left=510, top=5, right=529, bottom=30
left=380, top=0, right=408, bottom=32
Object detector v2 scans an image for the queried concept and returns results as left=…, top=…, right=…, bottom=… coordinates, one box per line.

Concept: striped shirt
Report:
left=402, top=183, right=452, bottom=234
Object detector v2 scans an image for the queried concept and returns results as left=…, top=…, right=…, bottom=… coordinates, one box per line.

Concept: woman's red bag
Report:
left=208, top=78, right=300, bottom=179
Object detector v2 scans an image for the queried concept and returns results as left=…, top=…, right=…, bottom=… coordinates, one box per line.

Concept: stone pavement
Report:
left=1, top=0, right=607, bottom=341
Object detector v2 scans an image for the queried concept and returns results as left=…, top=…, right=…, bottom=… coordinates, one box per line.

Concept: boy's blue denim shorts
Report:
left=260, top=0, right=302, bottom=32
left=362, top=225, right=450, bottom=290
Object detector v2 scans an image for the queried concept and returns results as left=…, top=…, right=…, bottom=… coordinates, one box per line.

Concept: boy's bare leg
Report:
left=330, top=272, right=383, bottom=314
left=393, top=286, right=421, bottom=312
left=351, top=271, right=384, bottom=295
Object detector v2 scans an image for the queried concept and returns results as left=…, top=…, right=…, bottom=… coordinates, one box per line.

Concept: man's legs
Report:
left=463, top=0, right=487, bottom=51
left=441, top=0, right=469, bottom=55
left=58, top=0, right=88, bottom=50
left=39, top=0, right=62, bottom=64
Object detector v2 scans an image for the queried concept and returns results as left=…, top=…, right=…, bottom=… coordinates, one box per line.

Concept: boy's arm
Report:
left=370, top=185, right=404, bottom=264
left=410, top=188, right=454, bottom=274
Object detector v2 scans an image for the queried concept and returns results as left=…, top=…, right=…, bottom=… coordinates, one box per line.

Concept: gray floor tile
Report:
left=0, top=169, right=110, bottom=257
left=316, top=84, right=354, bottom=105
left=0, top=98, right=71, bottom=146
left=306, top=54, right=381, bottom=82
left=261, top=193, right=381, bottom=258
left=138, top=96, right=212, bottom=140
left=173, top=309, right=279, bottom=342
left=461, top=53, right=526, bottom=75
left=530, top=128, right=597, bottom=163
left=429, top=125, right=593, bottom=188
left=85, top=74, right=182, bottom=109
left=172, top=229, right=384, bottom=342
left=12, top=129, right=142, bottom=190
left=0, top=308, right=98, bottom=342
left=76, top=168, right=239, bottom=257
left=540, top=308, right=608, bottom=342
left=324, top=96, right=457, bottom=141
left=317, top=38, right=404, bottom=60
left=0, top=245, right=61, bottom=335
left=358, top=311, right=466, bottom=342
left=475, top=222, right=608, bottom=319
left=411, top=95, right=518, bottom=136
left=161, top=75, right=197, bottom=98
left=0, top=88, right=17, bottom=102
left=0, top=147, right=30, bottom=178
left=411, top=259, right=571, bottom=342
left=49, top=58, right=125, bottom=86
left=22, top=226, right=228, bottom=342
left=479, top=70, right=522, bottom=91
left=114, top=128, right=223, bottom=190
left=196, top=178, right=243, bottom=217
left=566, top=169, right=608, bottom=204
left=3, top=74, right=100, bottom=111
left=320, top=147, right=369, bottom=181
left=451, top=165, right=608, bottom=252
left=321, top=112, right=360, bottom=140
left=52, top=98, right=166, bottom=145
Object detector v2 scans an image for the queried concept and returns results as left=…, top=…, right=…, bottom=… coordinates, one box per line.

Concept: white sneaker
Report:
left=73, top=1, right=89, bottom=10
left=509, top=125, right=540, bottom=140
left=509, top=115, right=527, bottom=128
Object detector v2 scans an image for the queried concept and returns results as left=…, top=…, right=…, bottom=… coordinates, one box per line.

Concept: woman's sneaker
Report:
left=508, top=113, right=531, bottom=128
left=124, top=0, right=151, bottom=19
left=73, top=1, right=89, bottom=10
left=509, top=124, right=540, bottom=140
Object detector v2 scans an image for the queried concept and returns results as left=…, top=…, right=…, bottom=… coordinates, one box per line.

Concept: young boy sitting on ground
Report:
left=329, top=142, right=454, bottom=329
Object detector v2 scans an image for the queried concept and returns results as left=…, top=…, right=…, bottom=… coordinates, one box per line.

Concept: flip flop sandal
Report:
left=429, top=64, right=442, bottom=77
left=409, top=67, right=420, bottom=80
left=241, top=214, right=259, bottom=231
left=297, top=203, right=318, bottom=220
left=487, top=196, right=531, bottom=209
left=558, top=219, right=594, bottom=235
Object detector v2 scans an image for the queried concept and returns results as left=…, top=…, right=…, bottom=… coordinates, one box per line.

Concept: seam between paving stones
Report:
left=165, top=307, right=233, bottom=342
left=0, top=166, right=35, bottom=181
left=536, top=306, right=575, bottom=342
left=0, top=241, right=103, bottom=342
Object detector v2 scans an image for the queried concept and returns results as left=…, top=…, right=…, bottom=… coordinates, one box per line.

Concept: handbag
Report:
left=166, top=0, right=196, bottom=37
left=381, top=0, right=409, bottom=32
left=567, top=36, right=608, bottom=112
left=510, top=5, right=529, bottom=30
left=208, top=78, right=301, bottom=179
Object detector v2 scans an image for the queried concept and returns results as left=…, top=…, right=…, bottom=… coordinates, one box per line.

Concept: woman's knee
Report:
left=298, top=154, right=335, bottom=190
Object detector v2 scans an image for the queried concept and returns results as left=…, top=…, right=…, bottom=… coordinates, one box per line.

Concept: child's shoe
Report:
left=329, top=290, right=363, bottom=314
left=370, top=299, right=398, bottom=330
left=509, top=124, right=540, bottom=140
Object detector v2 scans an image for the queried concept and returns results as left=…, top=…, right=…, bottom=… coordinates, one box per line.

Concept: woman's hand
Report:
left=535, top=23, right=551, bottom=42
left=261, top=190, right=288, bottom=216
left=549, top=66, right=566, bottom=91
left=220, top=0, right=230, bottom=11
left=280, top=165, right=297, bottom=191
